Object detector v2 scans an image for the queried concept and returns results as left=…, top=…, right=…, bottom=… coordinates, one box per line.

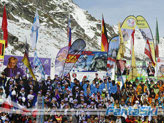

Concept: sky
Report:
left=73, top=0, right=164, bottom=37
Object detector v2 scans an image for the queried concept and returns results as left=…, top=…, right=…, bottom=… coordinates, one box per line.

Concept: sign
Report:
left=4, top=55, right=51, bottom=75
left=73, top=51, right=107, bottom=72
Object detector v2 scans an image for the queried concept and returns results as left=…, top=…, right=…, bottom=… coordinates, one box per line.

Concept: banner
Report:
left=55, top=46, right=69, bottom=77
left=156, top=58, right=164, bottom=79
left=107, top=36, right=120, bottom=69
left=62, top=39, right=86, bottom=77
left=106, top=106, right=158, bottom=116
left=73, top=51, right=107, bottom=72
left=121, top=15, right=137, bottom=42
left=117, top=16, right=136, bottom=60
left=4, top=55, right=51, bottom=76
left=0, top=40, right=5, bottom=59
left=136, top=16, right=156, bottom=65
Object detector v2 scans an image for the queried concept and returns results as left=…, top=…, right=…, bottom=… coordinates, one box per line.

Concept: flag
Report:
left=1, top=5, right=8, bottom=48
left=22, top=50, right=36, bottom=80
left=33, top=51, right=45, bottom=80
left=67, top=16, right=71, bottom=47
left=31, top=10, right=40, bottom=50
left=155, top=19, right=159, bottom=59
left=127, top=30, right=139, bottom=81
left=117, top=23, right=125, bottom=60
left=145, top=40, right=156, bottom=66
left=101, top=15, right=108, bottom=52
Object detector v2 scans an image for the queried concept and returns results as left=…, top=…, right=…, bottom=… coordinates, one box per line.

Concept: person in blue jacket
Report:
left=100, top=78, right=110, bottom=94
left=110, top=80, right=117, bottom=100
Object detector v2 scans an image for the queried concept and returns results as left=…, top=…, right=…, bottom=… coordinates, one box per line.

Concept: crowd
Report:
left=0, top=72, right=164, bottom=123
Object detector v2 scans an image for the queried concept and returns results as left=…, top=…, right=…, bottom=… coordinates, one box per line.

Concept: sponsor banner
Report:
left=107, top=36, right=120, bottom=70
left=4, top=55, right=51, bottom=75
left=62, top=39, right=86, bottom=77
left=0, top=107, right=161, bottom=116
left=72, top=51, right=107, bottom=72
left=136, top=16, right=155, bottom=64
left=106, top=106, right=158, bottom=116
left=55, top=46, right=69, bottom=77
left=121, top=16, right=137, bottom=42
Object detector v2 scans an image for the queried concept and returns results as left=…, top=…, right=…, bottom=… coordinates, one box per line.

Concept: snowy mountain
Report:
left=0, top=0, right=163, bottom=77
left=0, top=0, right=116, bottom=56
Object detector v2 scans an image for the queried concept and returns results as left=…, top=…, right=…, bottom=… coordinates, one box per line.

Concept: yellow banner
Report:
left=127, top=46, right=140, bottom=81
left=117, top=23, right=125, bottom=60
left=121, top=16, right=137, bottom=29
left=136, top=16, right=156, bottom=65
left=136, top=16, right=149, bottom=29
left=0, top=40, right=5, bottom=59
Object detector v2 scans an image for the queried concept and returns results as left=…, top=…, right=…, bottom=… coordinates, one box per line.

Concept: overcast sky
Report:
left=73, top=0, right=164, bottom=37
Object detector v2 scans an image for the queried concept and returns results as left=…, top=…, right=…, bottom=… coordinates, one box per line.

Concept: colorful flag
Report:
left=67, top=16, right=71, bottom=47
left=145, top=40, right=155, bottom=66
left=33, top=51, right=45, bottom=80
left=30, top=10, right=40, bottom=50
left=22, top=50, right=36, bottom=80
left=1, top=5, right=8, bottom=48
left=155, top=19, right=159, bottom=59
left=101, top=15, right=108, bottom=52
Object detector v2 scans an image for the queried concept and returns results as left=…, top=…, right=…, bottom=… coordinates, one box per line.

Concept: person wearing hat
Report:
left=5, top=79, right=14, bottom=98
left=90, top=101, right=96, bottom=109
left=72, top=79, right=82, bottom=96
left=120, top=98, right=126, bottom=108
left=83, top=80, right=89, bottom=93
left=90, top=80, right=96, bottom=94
left=0, top=72, right=7, bottom=87
left=94, top=83, right=102, bottom=95
left=18, top=87, right=27, bottom=99
left=94, top=73, right=99, bottom=82
left=99, top=78, right=109, bottom=95
left=80, top=75, right=87, bottom=87
left=136, top=80, right=147, bottom=95
left=148, top=88, right=156, bottom=104
left=153, top=84, right=159, bottom=95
